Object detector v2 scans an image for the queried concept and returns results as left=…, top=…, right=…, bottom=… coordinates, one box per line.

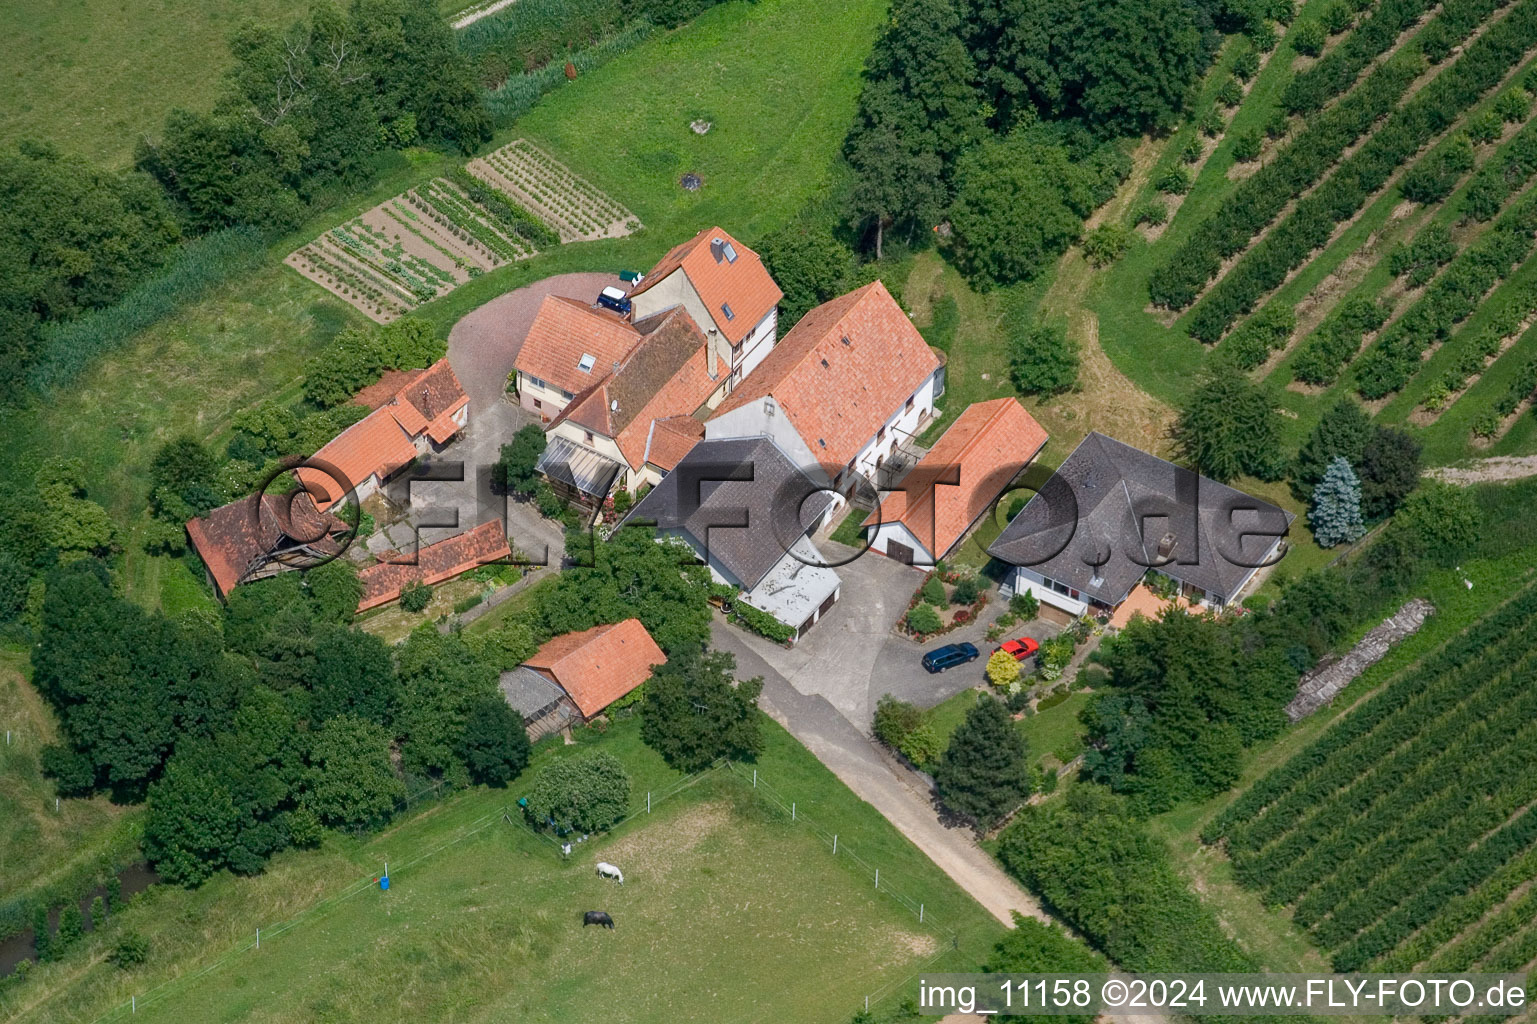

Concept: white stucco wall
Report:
left=1007, top=566, right=1090, bottom=617
left=516, top=372, right=574, bottom=421
left=865, top=520, right=933, bottom=566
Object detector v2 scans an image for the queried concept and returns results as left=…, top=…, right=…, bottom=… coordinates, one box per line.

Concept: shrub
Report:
left=1495, top=87, right=1532, bottom=123
left=1222, top=304, right=1295, bottom=369
left=1011, top=590, right=1040, bottom=619
left=1216, top=77, right=1244, bottom=107
left=921, top=576, right=947, bottom=606
left=1082, top=224, right=1131, bottom=267
left=954, top=608, right=972, bottom=624
left=1232, top=127, right=1264, bottom=162
left=988, top=648, right=1022, bottom=687
left=525, top=753, right=630, bottom=833
left=399, top=580, right=432, bottom=613
left=1266, top=108, right=1291, bottom=139
left=1199, top=110, right=1226, bottom=138
left=1010, top=318, right=1080, bottom=396
left=1291, top=20, right=1327, bottom=56
left=1133, top=199, right=1168, bottom=226
left=899, top=722, right=944, bottom=767
left=729, top=601, right=795, bottom=644
left=1234, top=49, right=1261, bottom=81
left=953, top=576, right=981, bottom=605
left=1321, top=0, right=1354, bottom=33
left=1181, top=136, right=1205, bottom=165
left=1467, top=108, right=1505, bottom=145
left=874, top=694, right=925, bottom=751
left=108, top=932, right=149, bottom=969
left=1157, top=167, right=1192, bottom=195
left=907, top=604, right=943, bottom=635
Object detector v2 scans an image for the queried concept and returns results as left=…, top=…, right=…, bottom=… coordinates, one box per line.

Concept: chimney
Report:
left=710, top=238, right=725, bottom=263
left=707, top=328, right=719, bottom=380
left=1157, top=532, right=1177, bottom=561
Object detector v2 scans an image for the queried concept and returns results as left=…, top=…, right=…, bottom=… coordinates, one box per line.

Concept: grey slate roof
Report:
left=987, top=432, right=1294, bottom=605
left=499, top=666, right=568, bottom=721
left=622, top=436, right=835, bottom=590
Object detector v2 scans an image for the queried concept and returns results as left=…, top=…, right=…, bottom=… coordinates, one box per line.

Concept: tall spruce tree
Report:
left=933, top=696, right=1032, bottom=828
left=1292, top=398, right=1373, bottom=502
left=1309, top=456, right=1366, bottom=548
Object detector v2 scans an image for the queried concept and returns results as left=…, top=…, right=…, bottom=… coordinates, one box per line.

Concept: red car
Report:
left=997, top=637, right=1040, bottom=662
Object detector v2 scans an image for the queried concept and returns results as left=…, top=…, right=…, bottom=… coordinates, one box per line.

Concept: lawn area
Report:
left=925, top=686, right=1091, bottom=771
left=513, top=0, right=885, bottom=241
left=0, top=650, right=141, bottom=915
left=1, top=0, right=313, bottom=166
left=3, top=717, right=1005, bottom=1024
left=1145, top=545, right=1537, bottom=986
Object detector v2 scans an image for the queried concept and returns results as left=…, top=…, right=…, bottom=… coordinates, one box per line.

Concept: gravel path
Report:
left=1424, top=454, right=1537, bottom=485
left=451, top=0, right=518, bottom=29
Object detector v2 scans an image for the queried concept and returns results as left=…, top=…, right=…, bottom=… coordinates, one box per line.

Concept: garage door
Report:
left=887, top=540, right=913, bottom=564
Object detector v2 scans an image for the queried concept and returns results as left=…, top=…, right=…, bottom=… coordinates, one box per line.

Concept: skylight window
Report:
left=721, top=302, right=735, bottom=321
left=723, top=241, right=738, bottom=263
left=578, top=353, right=596, bottom=373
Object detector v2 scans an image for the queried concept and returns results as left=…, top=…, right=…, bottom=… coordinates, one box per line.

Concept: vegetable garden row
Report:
left=283, top=146, right=622, bottom=321
left=1205, top=582, right=1537, bottom=972
left=467, top=138, right=640, bottom=243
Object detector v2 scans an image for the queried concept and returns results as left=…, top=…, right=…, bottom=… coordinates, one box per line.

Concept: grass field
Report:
left=1, top=0, right=313, bottom=166
left=0, top=650, right=141, bottom=915
left=925, top=686, right=1092, bottom=771
left=1, top=718, right=1004, bottom=1024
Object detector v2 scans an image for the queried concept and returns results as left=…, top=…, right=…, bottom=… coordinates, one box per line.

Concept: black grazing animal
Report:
left=583, top=911, right=615, bottom=929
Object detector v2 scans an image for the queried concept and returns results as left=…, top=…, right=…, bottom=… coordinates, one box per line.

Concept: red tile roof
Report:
left=516, top=295, right=641, bottom=396
left=627, top=226, right=781, bottom=345
left=524, top=618, right=666, bottom=719
left=296, top=360, right=467, bottom=509
left=552, top=308, right=718, bottom=470
left=874, top=398, right=1048, bottom=560
left=710, top=281, right=940, bottom=469
left=644, top=415, right=705, bottom=472
left=355, top=520, right=510, bottom=612
left=352, top=369, right=419, bottom=410
left=186, top=491, right=348, bottom=599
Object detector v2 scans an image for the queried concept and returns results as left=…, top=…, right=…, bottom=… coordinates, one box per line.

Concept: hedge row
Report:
left=1220, top=303, right=1296, bottom=368
left=1223, top=625, right=1532, bottom=856
left=1422, top=280, right=1537, bottom=406
left=1203, top=580, right=1537, bottom=844
left=1464, top=111, right=1537, bottom=218
left=1284, top=0, right=1438, bottom=114
left=1291, top=295, right=1390, bottom=385
left=1473, top=352, right=1537, bottom=434
left=1355, top=190, right=1537, bottom=397
left=1149, top=0, right=1513, bottom=311
left=1149, top=57, right=1420, bottom=310
left=1332, top=780, right=1537, bottom=969
left=1188, top=0, right=1535, bottom=343
left=1242, top=662, right=1537, bottom=903
left=1281, top=667, right=1537, bottom=919
left=1375, top=845, right=1537, bottom=969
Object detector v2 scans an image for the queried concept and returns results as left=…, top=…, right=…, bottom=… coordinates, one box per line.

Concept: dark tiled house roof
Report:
left=622, top=437, right=834, bottom=589
left=987, top=432, right=1294, bottom=606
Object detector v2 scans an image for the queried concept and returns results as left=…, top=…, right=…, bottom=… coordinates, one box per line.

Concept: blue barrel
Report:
left=379, top=875, right=390, bottom=891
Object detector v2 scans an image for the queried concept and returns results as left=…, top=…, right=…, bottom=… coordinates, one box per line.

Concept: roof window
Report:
left=723, top=241, right=738, bottom=263
left=578, top=353, right=596, bottom=373
left=721, top=302, right=735, bottom=321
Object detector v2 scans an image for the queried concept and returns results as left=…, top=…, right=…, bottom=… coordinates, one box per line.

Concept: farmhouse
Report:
left=865, top=397, right=1048, bottom=566
left=501, top=618, right=666, bottom=738
left=535, top=307, right=726, bottom=501
left=623, top=436, right=842, bottom=641
left=705, top=281, right=943, bottom=506
left=626, top=226, right=783, bottom=383
left=354, top=520, right=511, bottom=613
left=295, top=359, right=469, bottom=510
left=987, top=432, right=1294, bottom=623
left=186, top=491, right=352, bottom=601
left=513, top=295, right=646, bottom=421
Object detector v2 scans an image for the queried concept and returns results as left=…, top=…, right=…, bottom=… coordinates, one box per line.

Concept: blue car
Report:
left=921, top=642, right=979, bottom=673
left=596, top=285, right=632, bottom=315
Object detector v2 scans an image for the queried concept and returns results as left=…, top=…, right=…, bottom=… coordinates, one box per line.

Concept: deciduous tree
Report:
left=642, top=648, right=763, bottom=771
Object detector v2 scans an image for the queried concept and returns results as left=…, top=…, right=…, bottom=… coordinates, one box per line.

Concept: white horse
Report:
left=596, top=862, right=624, bottom=885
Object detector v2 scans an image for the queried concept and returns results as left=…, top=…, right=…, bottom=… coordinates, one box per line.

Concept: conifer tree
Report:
left=933, top=696, right=1033, bottom=828
left=1309, top=456, right=1365, bottom=548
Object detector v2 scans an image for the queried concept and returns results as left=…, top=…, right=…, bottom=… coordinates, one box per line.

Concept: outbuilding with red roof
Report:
left=865, top=397, right=1048, bottom=566
left=518, top=619, right=667, bottom=722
